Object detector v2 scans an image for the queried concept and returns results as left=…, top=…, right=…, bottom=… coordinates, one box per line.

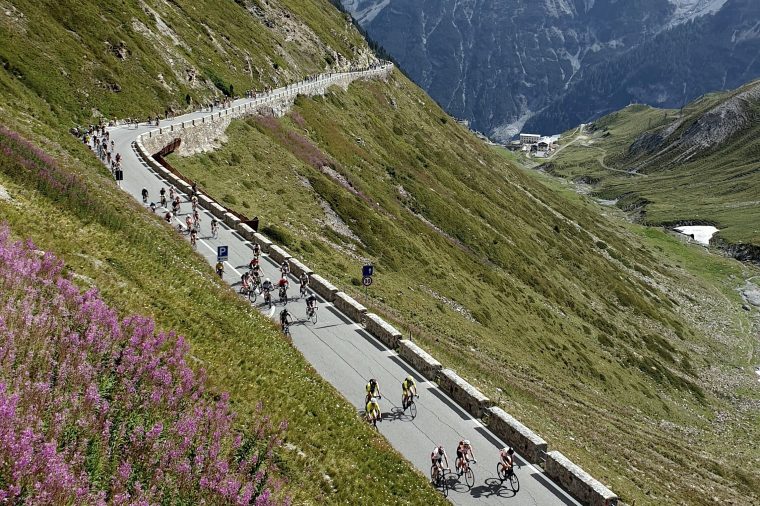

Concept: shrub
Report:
left=0, top=226, right=288, bottom=504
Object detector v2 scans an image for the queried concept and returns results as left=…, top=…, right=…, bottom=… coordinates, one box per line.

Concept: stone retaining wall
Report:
left=485, top=407, right=547, bottom=464
left=333, top=291, right=367, bottom=323
left=436, top=369, right=492, bottom=419
left=237, top=223, right=256, bottom=241
left=288, top=258, right=313, bottom=279
left=223, top=212, right=241, bottom=229
left=252, top=233, right=273, bottom=254
left=364, top=313, right=402, bottom=349
left=310, top=274, right=338, bottom=302
left=139, top=65, right=394, bottom=159
left=269, top=244, right=292, bottom=266
left=545, top=452, right=618, bottom=506
left=397, top=340, right=442, bottom=381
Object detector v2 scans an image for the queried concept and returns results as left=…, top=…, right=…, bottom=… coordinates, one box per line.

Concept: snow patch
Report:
left=667, top=0, right=727, bottom=27
left=675, top=225, right=719, bottom=245
left=342, top=0, right=390, bottom=25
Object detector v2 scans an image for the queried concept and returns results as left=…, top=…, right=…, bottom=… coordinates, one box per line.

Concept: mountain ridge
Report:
left=341, top=0, right=760, bottom=138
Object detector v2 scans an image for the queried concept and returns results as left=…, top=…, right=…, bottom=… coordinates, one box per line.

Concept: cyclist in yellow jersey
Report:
left=365, top=378, right=382, bottom=404
left=402, top=375, right=417, bottom=410
left=365, top=397, right=381, bottom=427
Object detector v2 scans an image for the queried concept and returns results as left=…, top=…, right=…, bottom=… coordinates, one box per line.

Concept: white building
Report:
left=519, top=133, right=541, bottom=145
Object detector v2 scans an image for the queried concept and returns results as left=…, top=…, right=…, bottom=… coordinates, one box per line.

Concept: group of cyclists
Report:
left=431, top=442, right=516, bottom=485
left=117, top=173, right=522, bottom=497
left=363, top=376, right=418, bottom=427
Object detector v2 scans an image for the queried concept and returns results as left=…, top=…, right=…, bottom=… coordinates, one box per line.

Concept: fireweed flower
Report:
left=0, top=225, right=287, bottom=504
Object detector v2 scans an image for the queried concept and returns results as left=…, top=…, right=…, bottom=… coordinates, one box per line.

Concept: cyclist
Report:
left=190, top=229, right=198, bottom=248
left=499, top=447, right=515, bottom=475
left=210, top=219, right=219, bottom=238
left=261, top=278, right=274, bottom=305
left=215, top=261, right=224, bottom=278
left=280, top=261, right=290, bottom=277
left=169, top=187, right=176, bottom=201
left=402, top=375, right=418, bottom=410
left=172, top=197, right=181, bottom=214
left=277, top=276, right=289, bottom=300
left=298, top=272, right=309, bottom=296
left=252, top=243, right=261, bottom=258
left=365, top=396, right=381, bottom=427
left=250, top=263, right=262, bottom=284
left=164, top=211, right=172, bottom=223
left=365, top=378, right=382, bottom=404
left=249, top=256, right=260, bottom=270
left=456, top=440, right=476, bottom=476
left=279, top=308, right=292, bottom=330
left=191, top=195, right=198, bottom=211
left=141, top=188, right=149, bottom=203
left=185, top=215, right=193, bottom=233
left=192, top=208, right=201, bottom=227
left=305, top=294, right=317, bottom=311
left=430, top=445, right=450, bottom=481
left=240, top=271, right=251, bottom=292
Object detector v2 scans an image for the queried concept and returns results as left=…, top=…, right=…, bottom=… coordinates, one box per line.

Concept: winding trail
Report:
left=100, top=67, right=580, bottom=506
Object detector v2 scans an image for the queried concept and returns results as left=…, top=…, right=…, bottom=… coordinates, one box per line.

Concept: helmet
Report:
left=463, top=440, right=470, bottom=446
left=438, top=445, right=444, bottom=454
left=508, top=447, right=514, bottom=454
left=266, top=278, right=271, bottom=283
left=369, top=378, right=377, bottom=385
left=406, top=375, right=413, bottom=382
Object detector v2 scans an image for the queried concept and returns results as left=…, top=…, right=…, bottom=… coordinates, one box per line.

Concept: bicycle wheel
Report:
left=430, top=465, right=437, bottom=483
left=441, top=470, right=448, bottom=496
left=464, top=466, right=474, bottom=488
left=497, top=462, right=507, bottom=481
left=310, top=310, right=318, bottom=324
left=248, top=289, right=257, bottom=303
left=409, top=400, right=417, bottom=419
left=509, top=472, right=519, bottom=492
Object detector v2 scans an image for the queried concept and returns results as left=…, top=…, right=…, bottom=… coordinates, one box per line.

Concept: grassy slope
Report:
left=0, top=0, right=365, bottom=124
left=170, top=72, right=760, bottom=504
left=0, top=0, right=444, bottom=503
left=543, top=83, right=760, bottom=246
left=0, top=108, right=444, bottom=506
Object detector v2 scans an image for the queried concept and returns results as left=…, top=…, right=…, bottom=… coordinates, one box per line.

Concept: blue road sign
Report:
left=217, top=245, right=229, bottom=262
left=362, top=264, right=374, bottom=277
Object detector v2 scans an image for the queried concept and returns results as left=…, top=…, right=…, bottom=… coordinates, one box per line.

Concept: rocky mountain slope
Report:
left=341, top=0, right=760, bottom=138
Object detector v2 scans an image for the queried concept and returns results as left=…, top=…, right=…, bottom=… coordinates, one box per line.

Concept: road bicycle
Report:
left=455, top=458, right=476, bottom=488
left=306, top=305, right=318, bottom=324
left=430, top=464, right=449, bottom=496
left=497, top=462, right=519, bottom=492
left=402, top=393, right=418, bottom=418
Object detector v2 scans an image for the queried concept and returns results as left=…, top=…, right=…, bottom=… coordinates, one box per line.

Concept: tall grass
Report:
left=0, top=225, right=288, bottom=504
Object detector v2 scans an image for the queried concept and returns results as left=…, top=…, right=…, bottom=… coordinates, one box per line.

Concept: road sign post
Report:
left=362, top=264, right=373, bottom=300
left=217, top=245, right=229, bottom=262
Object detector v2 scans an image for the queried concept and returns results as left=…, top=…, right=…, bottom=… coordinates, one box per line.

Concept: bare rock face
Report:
left=341, top=0, right=760, bottom=138
left=111, top=40, right=130, bottom=60
left=741, top=283, right=760, bottom=307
